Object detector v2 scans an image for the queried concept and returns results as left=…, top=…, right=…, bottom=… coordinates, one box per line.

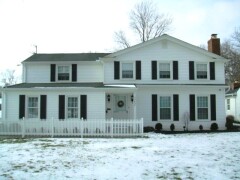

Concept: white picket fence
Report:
left=0, top=118, right=144, bottom=138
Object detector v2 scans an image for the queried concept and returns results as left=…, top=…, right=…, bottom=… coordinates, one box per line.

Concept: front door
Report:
left=113, top=95, right=129, bottom=119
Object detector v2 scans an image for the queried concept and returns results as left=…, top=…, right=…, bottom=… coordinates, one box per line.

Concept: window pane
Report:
left=58, top=66, right=69, bottom=73
left=159, top=71, right=170, bottom=78
left=197, top=64, right=207, bottom=71
left=197, top=96, right=208, bottom=107
left=227, top=99, right=230, bottom=110
left=67, top=97, right=78, bottom=118
left=58, top=66, right=70, bottom=80
left=197, top=64, right=207, bottom=79
left=28, top=97, right=38, bottom=107
left=68, top=109, right=78, bottom=118
left=122, top=63, right=133, bottom=78
left=198, top=108, right=208, bottom=119
left=68, top=97, right=78, bottom=108
left=28, top=108, right=38, bottom=118
left=160, top=97, right=171, bottom=107
left=160, top=96, right=171, bottom=120
left=159, top=63, right=170, bottom=78
left=160, top=108, right=171, bottom=119
left=28, top=97, right=38, bottom=118
left=197, top=96, right=208, bottom=120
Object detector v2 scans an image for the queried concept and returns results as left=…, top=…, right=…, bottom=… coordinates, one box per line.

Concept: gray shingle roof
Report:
left=4, top=83, right=105, bottom=88
left=226, top=88, right=239, bottom=95
left=23, top=53, right=110, bottom=62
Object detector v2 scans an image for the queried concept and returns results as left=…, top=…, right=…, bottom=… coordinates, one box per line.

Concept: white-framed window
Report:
left=159, top=96, right=171, bottom=120
left=227, top=99, right=230, bottom=110
left=196, top=63, right=208, bottom=79
left=27, top=97, right=39, bottom=118
left=159, top=62, right=171, bottom=79
left=57, top=65, right=70, bottom=81
left=121, top=62, right=134, bottom=79
left=67, top=97, right=79, bottom=118
left=197, top=96, right=209, bottom=120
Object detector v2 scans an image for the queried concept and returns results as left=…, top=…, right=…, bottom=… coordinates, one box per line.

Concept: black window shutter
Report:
left=189, top=61, right=194, bottom=80
left=19, top=95, right=25, bottom=119
left=136, top=61, right=141, bottom=80
left=173, top=94, right=179, bottom=121
left=210, top=94, right=216, bottom=121
left=152, top=61, right=157, bottom=80
left=173, top=61, right=178, bottom=80
left=189, top=94, right=195, bottom=121
left=210, top=62, right=215, bottom=80
left=114, top=61, right=120, bottom=80
left=81, top=95, right=87, bottom=119
left=59, top=95, right=65, bottom=119
left=40, top=95, right=47, bottom=119
left=152, top=94, right=157, bottom=121
left=72, top=64, right=77, bottom=82
left=50, top=64, right=56, bottom=82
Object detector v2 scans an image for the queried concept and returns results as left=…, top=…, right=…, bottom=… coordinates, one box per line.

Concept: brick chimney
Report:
left=208, top=34, right=220, bottom=55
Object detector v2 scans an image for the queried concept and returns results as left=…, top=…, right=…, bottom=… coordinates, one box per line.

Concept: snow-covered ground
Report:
left=0, top=132, right=240, bottom=180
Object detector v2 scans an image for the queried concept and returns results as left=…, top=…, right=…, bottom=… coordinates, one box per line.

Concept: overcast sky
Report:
left=0, top=0, right=240, bottom=74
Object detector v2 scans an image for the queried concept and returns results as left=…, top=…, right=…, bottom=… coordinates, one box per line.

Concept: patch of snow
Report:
left=0, top=133, right=240, bottom=179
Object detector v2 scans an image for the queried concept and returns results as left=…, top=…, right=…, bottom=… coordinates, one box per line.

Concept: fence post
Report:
left=141, top=118, right=144, bottom=137
left=51, top=117, right=54, bottom=138
left=81, top=118, right=83, bottom=139
left=22, top=117, right=25, bottom=138
left=111, top=118, right=113, bottom=138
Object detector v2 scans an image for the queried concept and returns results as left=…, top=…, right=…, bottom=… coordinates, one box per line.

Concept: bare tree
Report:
left=231, top=27, right=240, bottom=49
left=1, top=69, right=18, bottom=86
left=222, top=27, right=240, bottom=84
left=114, top=31, right=131, bottom=48
left=130, top=1, right=172, bottom=42
left=114, top=1, right=173, bottom=48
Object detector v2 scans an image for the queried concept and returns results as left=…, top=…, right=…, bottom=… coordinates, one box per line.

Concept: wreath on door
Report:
left=117, top=100, right=124, bottom=107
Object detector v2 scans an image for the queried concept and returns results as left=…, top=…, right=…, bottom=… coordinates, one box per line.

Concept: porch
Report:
left=0, top=118, right=143, bottom=138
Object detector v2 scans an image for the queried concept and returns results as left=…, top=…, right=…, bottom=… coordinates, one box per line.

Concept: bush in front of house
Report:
left=144, top=126, right=155, bottom=133
left=210, top=123, right=218, bottom=131
left=170, top=124, right=175, bottom=131
left=199, top=125, right=203, bottom=131
left=225, top=115, right=235, bottom=130
left=155, top=123, right=162, bottom=132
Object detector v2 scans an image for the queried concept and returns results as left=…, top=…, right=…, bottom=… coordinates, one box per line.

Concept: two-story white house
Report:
left=1, top=34, right=227, bottom=131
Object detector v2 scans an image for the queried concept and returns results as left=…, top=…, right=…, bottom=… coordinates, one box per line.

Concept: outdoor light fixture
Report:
left=107, top=94, right=111, bottom=102
left=131, top=94, right=134, bottom=102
